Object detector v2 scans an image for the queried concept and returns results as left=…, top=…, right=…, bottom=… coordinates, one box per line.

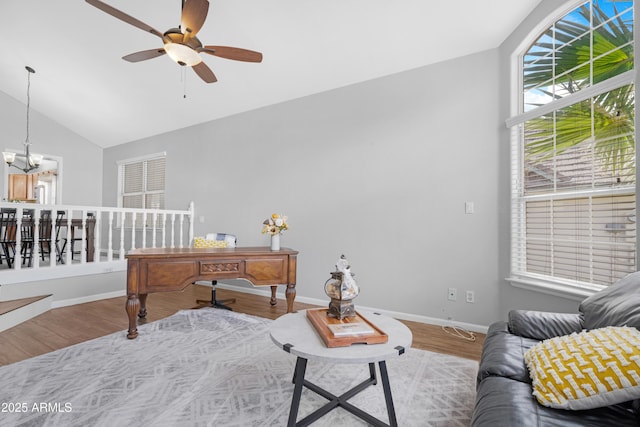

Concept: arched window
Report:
left=507, top=0, right=635, bottom=294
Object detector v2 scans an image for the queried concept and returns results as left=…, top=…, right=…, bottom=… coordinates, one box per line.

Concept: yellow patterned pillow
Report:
left=193, top=237, right=228, bottom=248
left=524, top=326, right=640, bottom=410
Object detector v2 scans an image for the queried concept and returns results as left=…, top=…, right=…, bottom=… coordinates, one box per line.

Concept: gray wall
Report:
left=104, top=49, right=505, bottom=327
left=0, top=90, right=103, bottom=205
left=104, top=0, right=599, bottom=327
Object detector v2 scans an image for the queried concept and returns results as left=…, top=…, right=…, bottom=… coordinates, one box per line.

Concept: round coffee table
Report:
left=270, top=309, right=412, bottom=427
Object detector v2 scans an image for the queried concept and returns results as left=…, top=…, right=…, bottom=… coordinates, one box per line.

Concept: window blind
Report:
left=118, top=154, right=166, bottom=226
left=509, top=0, right=635, bottom=289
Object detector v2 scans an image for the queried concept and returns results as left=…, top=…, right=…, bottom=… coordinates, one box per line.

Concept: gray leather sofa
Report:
left=471, top=272, right=640, bottom=426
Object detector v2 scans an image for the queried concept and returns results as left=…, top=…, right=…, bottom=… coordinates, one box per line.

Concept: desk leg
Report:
left=138, top=294, right=148, bottom=318
left=126, top=294, right=140, bottom=339
left=286, top=283, right=296, bottom=313
left=270, top=286, right=277, bottom=306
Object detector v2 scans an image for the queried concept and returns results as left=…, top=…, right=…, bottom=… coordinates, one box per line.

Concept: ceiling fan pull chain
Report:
left=183, top=67, right=188, bottom=98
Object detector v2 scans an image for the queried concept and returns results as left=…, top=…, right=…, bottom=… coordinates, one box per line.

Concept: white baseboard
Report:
left=4, top=281, right=489, bottom=333
left=52, top=290, right=127, bottom=309
left=215, top=283, right=489, bottom=334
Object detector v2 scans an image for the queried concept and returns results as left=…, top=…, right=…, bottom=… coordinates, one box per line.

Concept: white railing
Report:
left=0, top=201, right=194, bottom=284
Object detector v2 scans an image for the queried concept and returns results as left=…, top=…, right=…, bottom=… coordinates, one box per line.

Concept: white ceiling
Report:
left=0, top=0, right=542, bottom=148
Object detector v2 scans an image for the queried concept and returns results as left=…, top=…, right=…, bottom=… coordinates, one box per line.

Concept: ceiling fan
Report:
left=85, top=0, right=263, bottom=83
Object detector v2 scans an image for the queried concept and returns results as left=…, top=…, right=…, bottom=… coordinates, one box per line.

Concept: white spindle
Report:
left=119, top=211, right=126, bottom=259
left=170, top=213, right=176, bottom=248
left=108, top=211, right=114, bottom=262
left=151, top=212, right=157, bottom=248
left=130, top=213, right=136, bottom=250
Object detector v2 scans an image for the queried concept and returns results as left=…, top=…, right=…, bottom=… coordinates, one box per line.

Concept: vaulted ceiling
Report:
left=0, top=0, right=542, bottom=148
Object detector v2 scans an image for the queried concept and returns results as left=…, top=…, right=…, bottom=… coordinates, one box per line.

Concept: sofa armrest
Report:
left=508, top=310, right=583, bottom=340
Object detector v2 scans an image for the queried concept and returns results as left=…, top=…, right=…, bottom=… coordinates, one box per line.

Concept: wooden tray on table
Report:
left=306, top=308, right=388, bottom=348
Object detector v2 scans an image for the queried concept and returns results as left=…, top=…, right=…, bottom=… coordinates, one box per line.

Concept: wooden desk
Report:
left=125, top=247, right=299, bottom=339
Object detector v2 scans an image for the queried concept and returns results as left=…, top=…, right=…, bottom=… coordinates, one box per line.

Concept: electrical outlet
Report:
left=466, top=290, right=475, bottom=303
left=448, top=288, right=457, bottom=301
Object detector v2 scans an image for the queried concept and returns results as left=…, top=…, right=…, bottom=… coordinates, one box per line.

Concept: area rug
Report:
left=0, top=309, right=478, bottom=426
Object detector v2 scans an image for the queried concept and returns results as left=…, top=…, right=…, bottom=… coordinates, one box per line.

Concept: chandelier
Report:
left=3, top=66, right=43, bottom=173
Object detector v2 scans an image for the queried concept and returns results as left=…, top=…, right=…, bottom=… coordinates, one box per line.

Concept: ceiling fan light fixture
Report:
left=164, top=42, right=202, bottom=66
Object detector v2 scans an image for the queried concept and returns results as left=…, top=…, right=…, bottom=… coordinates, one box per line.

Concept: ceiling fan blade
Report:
left=192, top=62, right=217, bottom=83
left=200, top=46, right=263, bottom=63
left=85, top=0, right=164, bottom=39
left=181, top=0, right=209, bottom=40
left=122, top=48, right=167, bottom=63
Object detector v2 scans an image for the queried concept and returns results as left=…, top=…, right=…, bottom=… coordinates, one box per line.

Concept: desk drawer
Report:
left=143, top=260, right=198, bottom=292
left=244, top=258, right=287, bottom=285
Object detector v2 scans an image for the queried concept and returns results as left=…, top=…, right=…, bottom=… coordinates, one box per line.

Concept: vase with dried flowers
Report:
left=262, top=213, right=288, bottom=250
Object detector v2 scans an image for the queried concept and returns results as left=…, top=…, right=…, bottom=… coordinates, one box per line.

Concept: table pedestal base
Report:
left=287, top=357, right=397, bottom=427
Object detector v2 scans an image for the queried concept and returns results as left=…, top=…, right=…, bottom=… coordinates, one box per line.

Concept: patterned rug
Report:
left=0, top=309, right=478, bottom=426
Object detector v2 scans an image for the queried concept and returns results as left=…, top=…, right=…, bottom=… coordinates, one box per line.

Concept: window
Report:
left=118, top=153, right=166, bottom=225
left=508, top=0, right=635, bottom=293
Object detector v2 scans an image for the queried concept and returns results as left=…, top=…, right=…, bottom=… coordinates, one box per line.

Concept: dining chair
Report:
left=38, top=210, right=53, bottom=261
left=0, top=208, right=17, bottom=268
left=195, top=233, right=237, bottom=310
left=20, top=216, right=35, bottom=267
left=69, top=212, right=94, bottom=260
left=54, top=210, right=68, bottom=263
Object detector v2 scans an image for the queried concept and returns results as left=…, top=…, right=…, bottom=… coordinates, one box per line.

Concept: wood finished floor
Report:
left=0, top=285, right=485, bottom=366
